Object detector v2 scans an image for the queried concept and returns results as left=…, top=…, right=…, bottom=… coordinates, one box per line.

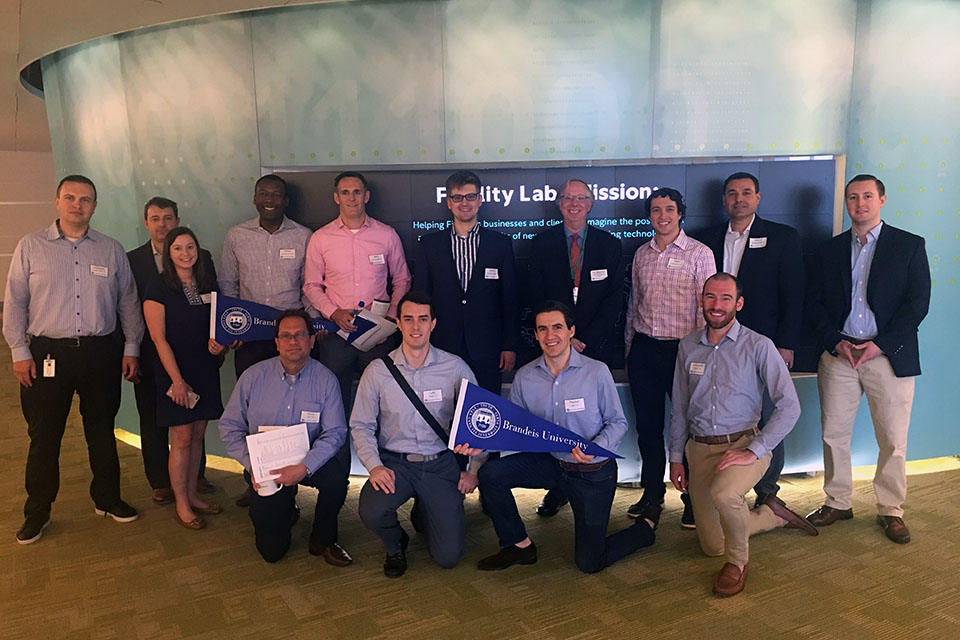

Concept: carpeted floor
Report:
left=1, top=362, right=958, bottom=639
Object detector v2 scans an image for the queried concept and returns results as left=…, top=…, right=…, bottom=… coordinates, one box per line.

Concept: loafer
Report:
left=16, top=515, right=51, bottom=545
left=174, top=512, right=207, bottom=530
left=235, top=487, right=252, bottom=508
left=537, top=489, right=569, bottom=517
left=713, top=562, right=748, bottom=597
left=193, top=503, right=223, bottom=516
left=383, top=529, right=410, bottom=578
left=152, top=488, right=174, bottom=505
left=876, top=515, right=911, bottom=544
left=310, top=541, right=354, bottom=567
left=627, top=495, right=664, bottom=520
left=764, top=495, right=818, bottom=536
left=95, top=500, right=139, bottom=523
left=196, top=478, right=217, bottom=494
left=806, top=505, right=853, bottom=526
left=680, top=493, right=696, bottom=530
left=477, top=542, right=538, bottom=571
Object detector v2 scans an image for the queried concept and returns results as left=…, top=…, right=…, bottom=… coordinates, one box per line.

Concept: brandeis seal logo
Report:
left=465, top=402, right=501, bottom=439
left=221, top=306, right=252, bottom=336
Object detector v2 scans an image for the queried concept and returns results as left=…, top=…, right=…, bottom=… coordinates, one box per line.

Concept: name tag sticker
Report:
left=484, top=268, right=499, bottom=279
left=689, top=362, right=706, bottom=375
left=667, top=258, right=684, bottom=269
left=90, top=265, right=109, bottom=277
left=423, top=389, right=443, bottom=403
left=369, top=254, right=386, bottom=265
left=572, top=286, right=579, bottom=304
left=200, top=293, right=212, bottom=304
left=43, top=356, right=55, bottom=378
left=300, top=410, right=321, bottom=423
left=279, top=248, right=296, bottom=259
left=749, top=237, right=767, bottom=249
left=590, top=269, right=608, bottom=281
left=564, top=398, right=586, bottom=413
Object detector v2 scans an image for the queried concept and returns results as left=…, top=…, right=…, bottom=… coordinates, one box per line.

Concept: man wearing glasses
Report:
left=413, top=170, right=519, bottom=395
left=219, top=309, right=353, bottom=565
left=528, top=178, right=625, bottom=517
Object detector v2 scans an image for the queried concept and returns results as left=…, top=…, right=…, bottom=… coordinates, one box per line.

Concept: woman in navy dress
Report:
left=144, top=227, right=227, bottom=529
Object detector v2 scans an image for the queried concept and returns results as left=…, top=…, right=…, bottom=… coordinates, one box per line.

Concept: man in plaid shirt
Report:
left=625, top=187, right=716, bottom=526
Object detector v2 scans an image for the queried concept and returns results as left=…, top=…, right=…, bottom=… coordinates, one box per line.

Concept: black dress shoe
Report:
left=383, top=529, right=410, bottom=578
left=310, top=541, right=354, bottom=566
left=876, top=515, right=911, bottom=544
left=806, top=505, right=853, bottom=526
left=680, top=493, right=696, bottom=529
left=537, top=489, right=569, bottom=517
left=16, top=515, right=51, bottom=545
left=627, top=495, right=664, bottom=519
left=235, top=486, right=252, bottom=508
left=477, top=542, right=538, bottom=571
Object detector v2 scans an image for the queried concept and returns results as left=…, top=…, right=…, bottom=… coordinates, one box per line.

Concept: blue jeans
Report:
left=478, top=452, right=656, bottom=573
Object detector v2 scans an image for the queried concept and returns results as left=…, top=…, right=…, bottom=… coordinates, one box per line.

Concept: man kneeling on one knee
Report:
left=668, top=273, right=817, bottom=597
left=463, top=300, right=657, bottom=574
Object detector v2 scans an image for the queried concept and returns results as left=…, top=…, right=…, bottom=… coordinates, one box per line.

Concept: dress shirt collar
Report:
left=150, top=241, right=164, bottom=256
left=391, top=344, right=439, bottom=370
left=646, top=228, right=691, bottom=253
left=450, top=221, right=481, bottom=240
left=725, top=214, right=755, bottom=237
left=48, top=220, right=96, bottom=242
left=334, top=214, right=372, bottom=232
left=697, top=319, right=742, bottom=346
left=272, top=356, right=311, bottom=383
left=239, top=215, right=298, bottom=234
left=533, top=347, right=585, bottom=376
left=852, top=220, right=883, bottom=247
left=563, top=223, right=588, bottom=241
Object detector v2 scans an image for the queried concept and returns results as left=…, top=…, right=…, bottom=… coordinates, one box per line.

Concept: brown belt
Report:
left=559, top=459, right=609, bottom=472
left=692, top=427, right=758, bottom=445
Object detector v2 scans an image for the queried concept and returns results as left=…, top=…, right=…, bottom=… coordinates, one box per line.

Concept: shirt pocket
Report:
left=298, top=402, right=325, bottom=432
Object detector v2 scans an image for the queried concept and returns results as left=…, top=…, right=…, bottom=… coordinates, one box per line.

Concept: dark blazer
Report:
left=807, top=223, right=930, bottom=377
left=413, top=228, right=519, bottom=371
left=127, top=241, right=216, bottom=361
left=528, top=223, right=624, bottom=367
left=696, top=215, right=804, bottom=349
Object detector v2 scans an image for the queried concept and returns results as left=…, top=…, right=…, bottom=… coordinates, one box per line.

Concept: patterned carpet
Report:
left=1, top=371, right=958, bottom=639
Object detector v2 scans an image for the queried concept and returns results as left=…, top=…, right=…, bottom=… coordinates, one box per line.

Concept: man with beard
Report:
left=668, top=273, right=816, bottom=597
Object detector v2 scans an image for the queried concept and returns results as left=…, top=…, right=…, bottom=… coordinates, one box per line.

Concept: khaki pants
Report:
left=817, top=352, right=914, bottom=517
left=686, top=434, right=781, bottom=567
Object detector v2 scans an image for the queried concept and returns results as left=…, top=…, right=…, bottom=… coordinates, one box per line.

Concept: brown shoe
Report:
left=174, top=512, right=207, bottom=530
left=152, top=488, right=174, bottom=506
left=235, top=486, right=252, bottom=508
left=876, top=515, right=911, bottom=544
left=309, top=541, right=354, bottom=567
left=713, top=563, right=748, bottom=597
left=193, top=502, right=223, bottom=516
left=764, top=496, right=818, bottom=536
left=806, top=505, right=853, bottom=527
left=196, top=478, right=217, bottom=495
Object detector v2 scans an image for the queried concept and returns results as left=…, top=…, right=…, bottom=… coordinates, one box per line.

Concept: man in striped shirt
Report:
left=625, top=187, right=716, bottom=525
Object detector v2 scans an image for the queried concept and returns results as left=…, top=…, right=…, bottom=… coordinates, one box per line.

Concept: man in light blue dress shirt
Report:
left=668, top=273, right=816, bottom=597
left=219, top=309, right=353, bottom=566
left=472, top=300, right=657, bottom=574
left=350, top=291, right=478, bottom=578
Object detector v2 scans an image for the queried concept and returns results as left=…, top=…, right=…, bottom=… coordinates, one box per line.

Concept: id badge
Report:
left=43, top=354, right=55, bottom=378
left=572, top=286, right=579, bottom=304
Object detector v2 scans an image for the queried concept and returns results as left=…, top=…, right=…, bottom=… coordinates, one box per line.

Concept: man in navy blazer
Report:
left=805, top=175, right=930, bottom=545
left=127, top=197, right=216, bottom=505
left=695, top=172, right=804, bottom=508
left=527, top=178, right=624, bottom=518
left=413, top=170, right=519, bottom=395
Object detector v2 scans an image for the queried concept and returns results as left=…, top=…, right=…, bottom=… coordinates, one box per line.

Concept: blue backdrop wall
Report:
left=38, top=0, right=958, bottom=470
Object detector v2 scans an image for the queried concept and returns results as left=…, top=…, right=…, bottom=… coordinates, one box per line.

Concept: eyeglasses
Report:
left=448, top=193, right=480, bottom=203
left=277, top=332, right=310, bottom=342
left=558, top=195, right=591, bottom=203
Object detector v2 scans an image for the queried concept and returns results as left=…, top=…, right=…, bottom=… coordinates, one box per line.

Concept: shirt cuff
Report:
left=123, top=342, right=141, bottom=358
left=11, top=346, right=32, bottom=363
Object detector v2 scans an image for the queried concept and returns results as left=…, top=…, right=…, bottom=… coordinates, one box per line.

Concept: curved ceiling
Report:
left=2, top=0, right=331, bottom=152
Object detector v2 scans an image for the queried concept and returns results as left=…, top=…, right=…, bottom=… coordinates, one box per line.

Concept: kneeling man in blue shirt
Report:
left=471, top=300, right=657, bottom=573
left=219, top=309, right=353, bottom=566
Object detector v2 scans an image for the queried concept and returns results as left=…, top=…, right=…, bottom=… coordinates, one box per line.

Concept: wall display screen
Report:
left=277, top=156, right=838, bottom=370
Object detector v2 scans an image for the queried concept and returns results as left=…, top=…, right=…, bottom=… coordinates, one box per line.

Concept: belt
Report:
left=840, top=335, right=872, bottom=346
left=384, top=450, right=442, bottom=463
left=29, top=335, right=113, bottom=348
left=559, top=459, right=609, bottom=472
left=636, top=332, right=680, bottom=344
left=692, top=427, right=758, bottom=445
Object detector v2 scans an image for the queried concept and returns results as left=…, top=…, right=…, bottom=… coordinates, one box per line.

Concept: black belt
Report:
left=30, top=335, right=114, bottom=348
left=559, top=459, right=609, bottom=472
left=692, top=427, right=758, bottom=445
left=383, top=450, right=446, bottom=463
left=840, top=335, right=871, bottom=346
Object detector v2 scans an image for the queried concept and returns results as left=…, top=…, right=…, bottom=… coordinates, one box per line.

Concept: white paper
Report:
left=338, top=309, right=398, bottom=352
left=246, top=423, right=310, bottom=484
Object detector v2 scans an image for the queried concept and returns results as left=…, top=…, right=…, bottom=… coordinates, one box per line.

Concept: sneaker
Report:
left=16, top=515, right=51, bottom=545
left=627, top=495, right=664, bottom=519
left=94, top=500, right=139, bottom=523
left=680, top=493, right=696, bottom=529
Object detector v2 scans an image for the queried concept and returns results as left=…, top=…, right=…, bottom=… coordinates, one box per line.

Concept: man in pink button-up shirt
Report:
left=304, top=172, right=411, bottom=412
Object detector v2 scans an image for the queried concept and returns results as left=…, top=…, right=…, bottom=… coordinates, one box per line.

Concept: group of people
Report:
left=4, top=166, right=929, bottom=597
